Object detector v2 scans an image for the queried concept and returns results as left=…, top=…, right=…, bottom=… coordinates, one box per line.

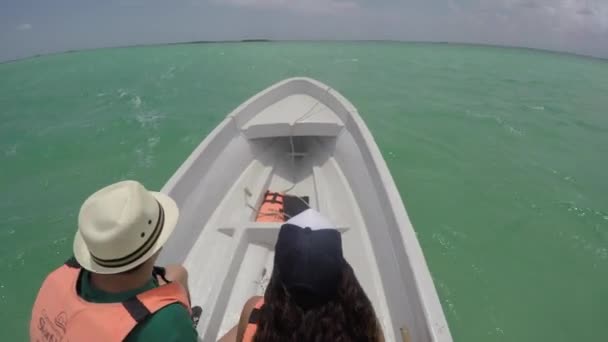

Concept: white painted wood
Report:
left=159, top=78, right=452, bottom=342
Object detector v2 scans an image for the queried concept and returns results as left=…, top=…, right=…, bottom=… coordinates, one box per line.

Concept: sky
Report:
left=1, top=0, right=607, bottom=61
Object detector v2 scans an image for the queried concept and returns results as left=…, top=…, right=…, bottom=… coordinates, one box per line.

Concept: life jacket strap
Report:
left=122, top=296, right=152, bottom=323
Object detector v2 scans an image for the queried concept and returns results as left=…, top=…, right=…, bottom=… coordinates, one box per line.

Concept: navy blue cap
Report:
left=274, top=209, right=344, bottom=308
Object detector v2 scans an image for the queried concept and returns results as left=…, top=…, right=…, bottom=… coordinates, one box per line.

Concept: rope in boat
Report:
left=279, top=86, right=332, bottom=208
left=245, top=85, right=334, bottom=217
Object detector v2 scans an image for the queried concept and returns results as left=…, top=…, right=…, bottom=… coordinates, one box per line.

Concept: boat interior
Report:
left=159, top=79, right=440, bottom=342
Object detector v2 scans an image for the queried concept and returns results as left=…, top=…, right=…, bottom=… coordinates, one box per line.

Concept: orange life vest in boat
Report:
left=256, top=191, right=285, bottom=222
left=30, top=258, right=191, bottom=342
left=243, top=298, right=265, bottom=342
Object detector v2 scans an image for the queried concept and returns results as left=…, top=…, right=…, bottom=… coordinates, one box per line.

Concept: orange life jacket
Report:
left=255, top=192, right=284, bottom=222
left=30, top=258, right=191, bottom=342
left=243, top=298, right=265, bottom=342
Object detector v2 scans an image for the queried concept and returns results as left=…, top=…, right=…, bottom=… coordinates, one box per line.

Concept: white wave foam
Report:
left=505, top=125, right=523, bottom=136
left=147, top=136, right=160, bottom=148
left=4, top=144, right=17, bottom=157
left=180, top=136, right=197, bottom=145
left=135, top=110, right=164, bottom=128
left=432, top=232, right=454, bottom=252
left=132, top=96, right=142, bottom=108
left=436, top=281, right=459, bottom=319
left=134, top=147, right=154, bottom=168
left=333, top=58, right=359, bottom=64
left=466, top=110, right=523, bottom=136
left=160, top=66, right=177, bottom=80
left=596, top=247, right=607, bottom=260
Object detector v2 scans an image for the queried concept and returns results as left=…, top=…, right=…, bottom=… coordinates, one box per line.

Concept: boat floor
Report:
left=183, top=137, right=391, bottom=340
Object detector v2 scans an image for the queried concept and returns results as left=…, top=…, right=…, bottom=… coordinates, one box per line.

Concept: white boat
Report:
left=158, top=78, right=452, bottom=342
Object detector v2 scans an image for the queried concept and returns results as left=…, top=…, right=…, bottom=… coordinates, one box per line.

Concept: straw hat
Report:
left=73, top=180, right=179, bottom=274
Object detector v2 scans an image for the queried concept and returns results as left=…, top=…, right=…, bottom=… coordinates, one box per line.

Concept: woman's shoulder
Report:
left=236, top=296, right=264, bottom=341
left=240, top=296, right=264, bottom=326
left=243, top=296, right=264, bottom=314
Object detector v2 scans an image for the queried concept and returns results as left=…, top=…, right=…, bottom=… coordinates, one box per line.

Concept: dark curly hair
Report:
left=253, top=262, right=382, bottom=342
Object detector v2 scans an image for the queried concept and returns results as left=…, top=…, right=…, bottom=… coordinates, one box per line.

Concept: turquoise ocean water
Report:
left=1, top=42, right=607, bottom=341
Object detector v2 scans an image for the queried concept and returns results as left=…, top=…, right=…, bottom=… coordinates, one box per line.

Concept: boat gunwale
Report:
left=160, top=77, right=452, bottom=342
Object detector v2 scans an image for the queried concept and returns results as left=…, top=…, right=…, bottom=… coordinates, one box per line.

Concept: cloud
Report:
left=211, top=0, right=360, bottom=14
left=518, top=0, right=542, bottom=9
left=447, top=0, right=461, bottom=12
left=576, top=8, right=594, bottom=16
left=16, top=23, right=32, bottom=31
left=482, top=0, right=608, bottom=34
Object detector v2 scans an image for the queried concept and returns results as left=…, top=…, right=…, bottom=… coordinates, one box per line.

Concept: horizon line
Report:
left=2, top=39, right=606, bottom=65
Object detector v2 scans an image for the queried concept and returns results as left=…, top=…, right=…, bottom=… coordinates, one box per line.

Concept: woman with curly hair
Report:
left=221, top=209, right=384, bottom=342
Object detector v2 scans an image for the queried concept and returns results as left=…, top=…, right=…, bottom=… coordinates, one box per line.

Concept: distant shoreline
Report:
left=1, top=40, right=606, bottom=64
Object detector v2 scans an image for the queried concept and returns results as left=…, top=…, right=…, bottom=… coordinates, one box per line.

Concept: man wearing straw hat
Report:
left=30, top=180, right=199, bottom=341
